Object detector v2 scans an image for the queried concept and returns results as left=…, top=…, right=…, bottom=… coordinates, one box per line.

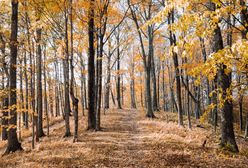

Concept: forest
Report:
left=0, top=0, right=248, bottom=167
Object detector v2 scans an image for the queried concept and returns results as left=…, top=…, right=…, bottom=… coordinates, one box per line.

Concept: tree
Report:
left=116, top=27, right=122, bottom=109
left=0, top=32, right=8, bottom=140
left=128, top=0, right=155, bottom=118
left=63, top=0, right=71, bottom=137
left=36, top=6, right=45, bottom=138
left=87, top=0, right=96, bottom=130
left=168, top=9, right=183, bottom=126
left=69, top=0, right=79, bottom=141
left=4, top=0, right=22, bottom=155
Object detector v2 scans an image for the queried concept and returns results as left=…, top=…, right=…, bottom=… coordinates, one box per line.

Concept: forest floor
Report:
left=0, top=109, right=248, bottom=168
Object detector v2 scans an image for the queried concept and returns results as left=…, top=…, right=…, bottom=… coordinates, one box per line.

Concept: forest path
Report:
left=1, top=109, right=248, bottom=168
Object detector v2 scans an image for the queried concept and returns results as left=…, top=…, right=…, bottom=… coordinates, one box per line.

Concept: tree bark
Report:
left=211, top=3, right=238, bottom=152
left=63, top=6, right=71, bottom=137
left=104, top=50, right=111, bottom=109
left=80, top=55, right=85, bottom=116
left=116, top=29, right=122, bottom=109
left=36, top=12, right=45, bottom=138
left=130, top=55, right=136, bottom=109
left=4, top=0, right=22, bottom=154
left=169, top=10, right=183, bottom=126
left=43, top=46, right=49, bottom=136
left=69, top=0, right=79, bottom=141
left=0, top=33, right=8, bottom=140
left=87, top=0, right=96, bottom=130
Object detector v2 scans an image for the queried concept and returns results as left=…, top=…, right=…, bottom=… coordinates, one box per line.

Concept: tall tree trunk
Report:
left=2, top=81, right=8, bottom=140
left=157, top=60, right=160, bottom=110
left=80, top=55, right=85, bottom=116
left=185, top=59, right=191, bottom=129
left=4, top=0, right=22, bottom=154
left=19, top=58, right=23, bottom=141
left=36, top=12, right=45, bottom=138
left=63, top=6, right=71, bottom=137
left=87, top=0, right=96, bottom=130
left=128, top=0, right=154, bottom=117
left=150, top=36, right=158, bottom=111
left=116, top=29, right=122, bottom=109
left=43, top=47, right=49, bottom=136
left=48, top=76, right=54, bottom=117
left=104, top=52, right=111, bottom=109
left=162, top=61, right=167, bottom=111
left=130, top=56, right=136, bottom=109
left=24, top=51, right=29, bottom=129
left=54, top=61, right=60, bottom=117
left=169, top=10, right=183, bottom=126
left=0, top=34, right=8, bottom=140
left=96, top=33, right=104, bottom=130
left=69, top=0, right=79, bottom=141
left=145, top=67, right=154, bottom=118
left=211, top=3, right=238, bottom=152
left=30, top=38, right=35, bottom=149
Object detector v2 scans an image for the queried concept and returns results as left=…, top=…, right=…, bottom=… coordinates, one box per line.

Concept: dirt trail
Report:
left=0, top=109, right=248, bottom=168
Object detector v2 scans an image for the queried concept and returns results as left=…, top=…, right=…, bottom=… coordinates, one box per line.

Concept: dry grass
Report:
left=0, top=109, right=247, bottom=168
left=0, top=116, right=64, bottom=151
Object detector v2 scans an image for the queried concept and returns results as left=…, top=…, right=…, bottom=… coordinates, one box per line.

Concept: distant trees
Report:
left=0, top=0, right=247, bottom=155
left=135, top=0, right=248, bottom=152
left=128, top=0, right=156, bottom=118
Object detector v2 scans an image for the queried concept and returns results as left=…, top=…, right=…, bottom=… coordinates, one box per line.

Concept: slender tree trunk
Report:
left=96, top=32, right=104, bottom=130
left=30, top=38, right=35, bottom=149
left=104, top=53, right=111, bottom=109
left=80, top=55, right=85, bottom=116
left=116, top=29, right=122, bottom=109
left=162, top=61, right=166, bottom=111
left=87, top=0, right=96, bottom=130
left=48, top=76, right=54, bottom=117
left=169, top=10, right=183, bottom=126
left=150, top=38, right=158, bottom=112
left=130, top=57, right=136, bottom=109
left=36, top=13, right=45, bottom=138
left=69, top=0, right=79, bottom=141
left=63, top=7, right=71, bottom=137
left=54, top=61, right=60, bottom=117
left=2, top=81, right=8, bottom=140
left=24, top=51, right=29, bottom=129
left=19, top=58, right=23, bottom=141
left=4, top=1, right=22, bottom=154
left=0, top=36, right=8, bottom=141
left=157, top=60, right=160, bottom=110
left=144, top=25, right=155, bottom=118
left=185, top=62, right=191, bottom=129
left=140, top=72, right=144, bottom=108
left=43, top=47, right=49, bottom=136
